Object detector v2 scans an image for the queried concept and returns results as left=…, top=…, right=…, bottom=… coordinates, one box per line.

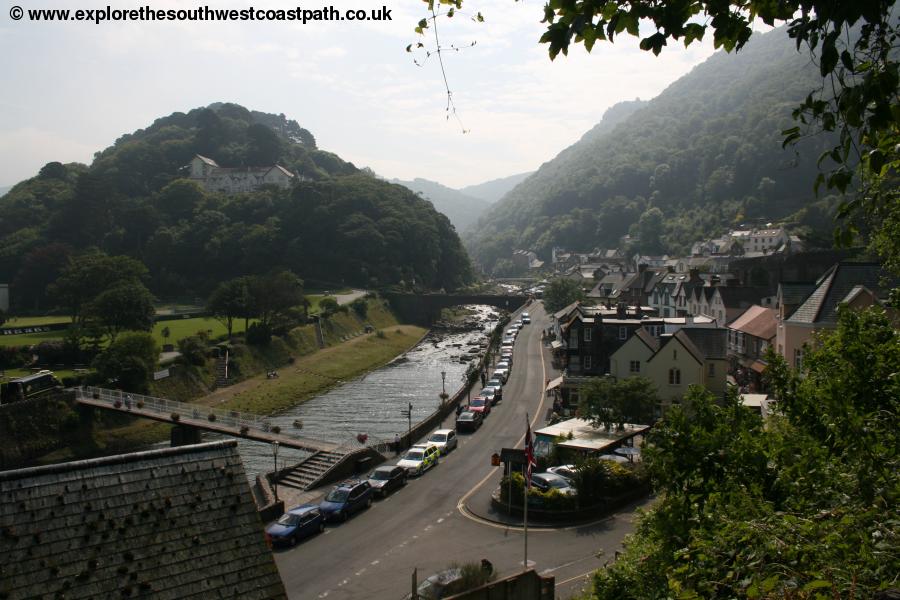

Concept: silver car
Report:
left=426, top=429, right=458, bottom=455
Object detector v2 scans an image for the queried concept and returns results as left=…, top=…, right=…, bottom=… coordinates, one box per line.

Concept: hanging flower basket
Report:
left=240, top=425, right=249, bottom=436
left=271, top=425, right=281, bottom=434
left=356, top=433, right=368, bottom=444
left=113, top=400, right=122, bottom=409
left=170, top=413, right=180, bottom=422
left=439, top=392, right=450, bottom=400
left=207, top=413, right=217, bottom=422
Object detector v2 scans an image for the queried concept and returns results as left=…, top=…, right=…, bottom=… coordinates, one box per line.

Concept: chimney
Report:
left=667, top=265, right=675, bottom=273
left=616, top=302, right=627, bottom=318
left=638, top=263, right=648, bottom=273
left=689, top=268, right=700, bottom=281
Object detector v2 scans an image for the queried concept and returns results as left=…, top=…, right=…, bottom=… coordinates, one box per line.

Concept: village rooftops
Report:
left=786, top=262, right=888, bottom=325
left=728, top=305, right=777, bottom=340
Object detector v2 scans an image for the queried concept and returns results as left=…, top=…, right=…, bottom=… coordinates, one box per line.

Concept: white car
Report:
left=546, top=464, right=578, bottom=482
left=426, top=429, right=458, bottom=455
left=397, top=444, right=440, bottom=476
left=505, top=328, right=518, bottom=338
left=493, top=367, right=509, bottom=383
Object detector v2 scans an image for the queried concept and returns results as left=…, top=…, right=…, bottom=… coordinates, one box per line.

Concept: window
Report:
left=668, top=368, right=681, bottom=385
left=794, top=347, right=804, bottom=369
left=584, top=328, right=592, bottom=342
left=583, top=355, right=592, bottom=370
left=708, top=363, right=715, bottom=376
left=629, top=360, right=640, bottom=373
left=673, top=349, right=677, bottom=360
left=618, top=327, right=627, bottom=340
left=569, top=329, right=578, bottom=349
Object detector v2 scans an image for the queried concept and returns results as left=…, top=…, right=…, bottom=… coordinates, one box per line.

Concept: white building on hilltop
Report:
left=188, top=154, right=296, bottom=194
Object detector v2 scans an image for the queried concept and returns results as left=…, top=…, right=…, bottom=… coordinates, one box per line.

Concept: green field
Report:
left=2, top=316, right=72, bottom=327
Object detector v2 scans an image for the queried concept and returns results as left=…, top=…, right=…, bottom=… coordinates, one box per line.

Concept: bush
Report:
left=350, top=298, right=368, bottom=319
left=499, top=472, right=578, bottom=511
left=0, top=346, right=30, bottom=369
left=177, top=335, right=208, bottom=366
left=572, top=459, right=643, bottom=507
left=246, top=322, right=272, bottom=345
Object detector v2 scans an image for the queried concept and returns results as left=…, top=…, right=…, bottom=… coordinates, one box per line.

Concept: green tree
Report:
left=207, top=277, right=254, bottom=338
left=578, top=376, right=658, bottom=431
left=92, top=331, right=159, bottom=393
left=631, top=207, right=665, bottom=255
left=252, top=270, right=304, bottom=327
left=48, top=252, right=148, bottom=325
left=542, top=278, right=584, bottom=313
left=84, top=282, right=156, bottom=342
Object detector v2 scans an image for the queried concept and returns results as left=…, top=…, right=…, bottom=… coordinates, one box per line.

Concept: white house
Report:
left=188, top=155, right=296, bottom=194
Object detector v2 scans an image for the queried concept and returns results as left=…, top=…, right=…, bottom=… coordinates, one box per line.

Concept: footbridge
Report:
left=75, top=386, right=340, bottom=454
left=384, top=293, right=527, bottom=325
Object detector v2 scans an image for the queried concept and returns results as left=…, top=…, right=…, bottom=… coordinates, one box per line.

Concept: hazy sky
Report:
left=1, top=0, right=725, bottom=188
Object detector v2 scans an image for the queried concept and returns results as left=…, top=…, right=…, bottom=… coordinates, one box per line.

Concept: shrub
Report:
left=246, top=322, right=272, bottom=345
left=176, top=336, right=207, bottom=367
left=375, top=330, right=386, bottom=339
left=350, top=298, right=368, bottom=319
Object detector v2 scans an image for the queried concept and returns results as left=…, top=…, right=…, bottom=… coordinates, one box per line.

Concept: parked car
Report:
left=478, top=387, right=497, bottom=405
left=496, top=360, right=511, bottom=372
left=531, top=472, right=577, bottom=496
left=318, top=480, right=374, bottom=522
left=521, top=311, right=530, bottom=322
left=405, top=568, right=464, bottom=600
left=500, top=350, right=513, bottom=364
left=427, top=429, right=458, bottom=455
left=456, top=410, right=483, bottom=432
left=468, top=396, right=491, bottom=417
left=265, top=504, right=324, bottom=546
left=492, top=367, right=509, bottom=383
left=546, top=464, right=578, bottom=482
left=505, top=328, right=518, bottom=338
left=397, top=444, right=440, bottom=476
left=367, top=465, right=407, bottom=497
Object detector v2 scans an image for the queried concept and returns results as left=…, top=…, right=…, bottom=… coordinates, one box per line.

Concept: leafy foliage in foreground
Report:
left=588, top=307, right=899, bottom=599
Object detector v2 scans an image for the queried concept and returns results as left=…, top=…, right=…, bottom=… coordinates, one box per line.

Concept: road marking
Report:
left=556, top=569, right=596, bottom=587
left=436, top=517, right=444, bottom=524
left=371, top=560, right=379, bottom=566
left=355, top=568, right=366, bottom=576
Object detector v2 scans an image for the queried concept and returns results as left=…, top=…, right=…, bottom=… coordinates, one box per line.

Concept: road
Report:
left=273, top=302, right=645, bottom=599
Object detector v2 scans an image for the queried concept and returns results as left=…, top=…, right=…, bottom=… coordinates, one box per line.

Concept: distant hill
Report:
left=0, top=103, right=473, bottom=308
left=460, top=172, right=533, bottom=204
left=0, top=185, right=10, bottom=198
left=466, top=27, right=839, bottom=274
left=391, top=178, right=490, bottom=232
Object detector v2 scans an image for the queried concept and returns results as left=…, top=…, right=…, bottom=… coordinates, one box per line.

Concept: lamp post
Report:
left=272, top=441, right=279, bottom=502
left=441, top=370, right=447, bottom=399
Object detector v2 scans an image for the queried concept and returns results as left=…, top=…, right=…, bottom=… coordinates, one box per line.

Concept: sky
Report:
left=0, top=0, right=725, bottom=189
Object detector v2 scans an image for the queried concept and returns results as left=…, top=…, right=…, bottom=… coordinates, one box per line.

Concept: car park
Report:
left=455, top=410, right=483, bottom=432
left=531, top=472, right=577, bottom=496
left=318, top=480, right=374, bottom=522
left=265, top=504, right=324, bottom=546
left=427, top=429, right=458, bottom=455
left=397, top=444, right=440, bottom=476
left=367, top=465, right=407, bottom=497
left=467, top=396, right=491, bottom=417
left=546, top=464, right=578, bottom=482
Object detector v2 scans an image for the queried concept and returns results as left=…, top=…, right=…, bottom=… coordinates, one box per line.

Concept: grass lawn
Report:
left=153, top=317, right=250, bottom=346
left=305, top=294, right=338, bottom=313
left=2, top=316, right=71, bottom=327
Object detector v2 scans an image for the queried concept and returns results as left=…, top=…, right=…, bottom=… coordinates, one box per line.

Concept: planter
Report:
left=171, top=413, right=180, bottom=422
left=136, top=401, right=144, bottom=409
left=240, top=426, right=249, bottom=436
left=207, top=413, right=217, bottom=422
left=491, top=485, right=651, bottom=524
left=113, top=400, right=122, bottom=409
left=271, top=425, right=281, bottom=434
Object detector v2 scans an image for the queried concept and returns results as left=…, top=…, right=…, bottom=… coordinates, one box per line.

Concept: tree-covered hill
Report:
left=0, top=103, right=472, bottom=309
left=459, top=171, right=534, bottom=204
left=466, top=27, right=840, bottom=273
left=391, top=177, right=491, bottom=232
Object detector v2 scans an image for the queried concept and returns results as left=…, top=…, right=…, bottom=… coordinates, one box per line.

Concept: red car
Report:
left=468, top=396, right=491, bottom=417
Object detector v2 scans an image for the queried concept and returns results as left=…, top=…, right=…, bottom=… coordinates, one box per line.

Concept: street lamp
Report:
left=441, top=371, right=447, bottom=397
left=272, top=441, right=279, bottom=502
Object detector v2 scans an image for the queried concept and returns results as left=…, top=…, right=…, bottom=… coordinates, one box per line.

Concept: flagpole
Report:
left=524, top=413, right=530, bottom=571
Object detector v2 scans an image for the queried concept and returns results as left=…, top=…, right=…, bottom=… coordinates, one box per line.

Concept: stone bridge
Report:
left=383, top=293, right=527, bottom=325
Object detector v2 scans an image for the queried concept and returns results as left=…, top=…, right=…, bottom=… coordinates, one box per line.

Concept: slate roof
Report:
left=633, top=328, right=660, bottom=352
left=728, top=305, right=777, bottom=340
left=786, top=262, right=886, bottom=325
left=777, top=282, right=817, bottom=307
left=0, top=441, right=286, bottom=600
left=678, top=327, right=728, bottom=361
left=716, top=286, right=773, bottom=309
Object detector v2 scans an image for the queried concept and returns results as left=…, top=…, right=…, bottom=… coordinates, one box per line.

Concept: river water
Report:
left=204, top=305, right=501, bottom=483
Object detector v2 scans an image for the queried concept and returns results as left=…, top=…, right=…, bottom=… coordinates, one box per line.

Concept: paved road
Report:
left=274, top=302, right=643, bottom=599
left=334, top=289, right=367, bottom=306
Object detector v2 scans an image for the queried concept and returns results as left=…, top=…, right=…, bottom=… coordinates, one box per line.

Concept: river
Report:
left=204, top=305, right=501, bottom=483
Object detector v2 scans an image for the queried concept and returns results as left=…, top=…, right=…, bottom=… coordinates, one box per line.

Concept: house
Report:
left=776, top=262, right=888, bottom=369
left=672, top=269, right=705, bottom=315
left=643, top=327, right=729, bottom=409
left=704, top=285, right=773, bottom=324
left=609, top=328, right=659, bottom=381
left=727, top=305, right=777, bottom=391
left=0, top=440, right=287, bottom=599
left=512, top=249, right=544, bottom=271
left=189, top=154, right=296, bottom=194
left=587, top=271, right=630, bottom=303
left=729, top=227, right=788, bottom=254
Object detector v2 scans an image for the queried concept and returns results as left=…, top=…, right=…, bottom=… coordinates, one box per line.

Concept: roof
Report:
left=194, top=154, right=219, bottom=167
left=267, top=164, right=296, bottom=178
left=553, top=301, right=582, bottom=320
left=632, top=328, right=660, bottom=352
left=715, top=286, right=772, bottom=308
left=778, top=281, right=817, bottom=307
left=786, top=262, right=886, bottom=325
left=667, top=327, right=728, bottom=362
left=0, top=441, right=286, bottom=600
left=535, top=418, right=651, bottom=451
left=728, top=305, right=777, bottom=340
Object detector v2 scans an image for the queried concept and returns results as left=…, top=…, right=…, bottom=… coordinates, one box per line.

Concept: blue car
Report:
left=265, top=504, right=325, bottom=546
left=318, top=480, right=374, bottom=522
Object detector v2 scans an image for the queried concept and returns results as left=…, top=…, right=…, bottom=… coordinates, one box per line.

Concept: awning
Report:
left=550, top=340, right=563, bottom=350
left=750, top=360, right=767, bottom=374
left=545, top=376, right=564, bottom=391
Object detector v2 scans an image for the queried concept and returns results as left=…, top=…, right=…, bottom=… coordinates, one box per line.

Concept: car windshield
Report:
left=429, top=433, right=447, bottom=443
left=480, top=389, right=494, bottom=396
left=548, top=478, right=569, bottom=489
left=276, top=513, right=302, bottom=526
left=370, top=470, right=391, bottom=480
left=458, top=413, right=473, bottom=420
left=325, top=489, right=350, bottom=502
left=488, top=380, right=501, bottom=387
left=470, top=398, right=485, bottom=407
left=404, top=450, right=424, bottom=461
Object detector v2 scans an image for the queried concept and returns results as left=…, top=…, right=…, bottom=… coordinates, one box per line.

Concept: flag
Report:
left=525, top=415, right=536, bottom=488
